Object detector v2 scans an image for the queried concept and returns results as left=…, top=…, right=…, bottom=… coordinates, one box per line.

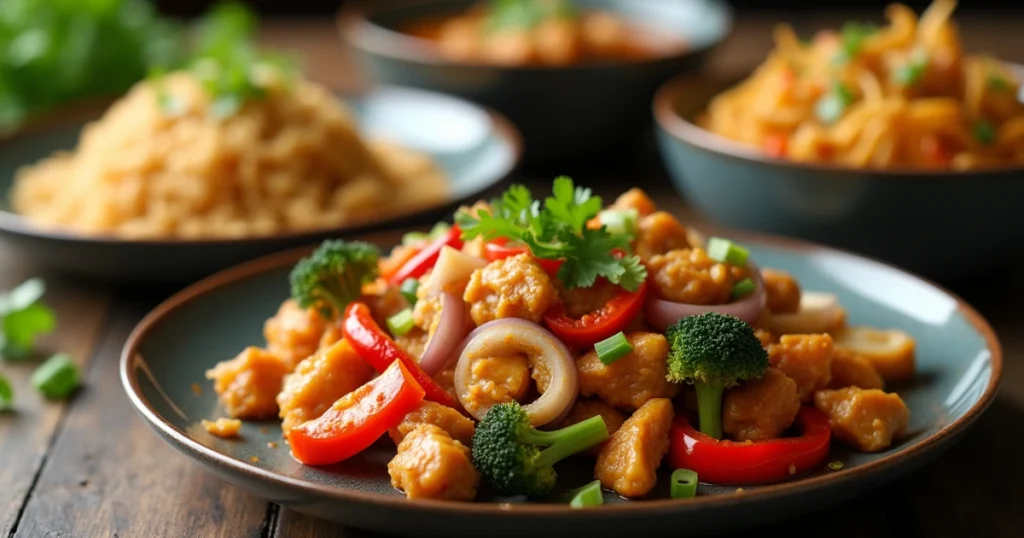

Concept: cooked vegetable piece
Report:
left=597, top=208, right=639, bottom=238
left=388, top=226, right=465, bottom=286
left=815, top=82, right=855, bottom=125
left=288, top=360, right=426, bottom=466
left=456, top=177, right=647, bottom=291
left=342, top=302, right=461, bottom=408
left=471, top=401, right=609, bottom=497
left=833, top=326, right=915, bottom=383
left=706, top=237, right=749, bottom=266
left=768, top=334, right=834, bottom=401
left=731, top=278, right=756, bottom=300
left=400, top=278, right=420, bottom=305
left=670, top=469, right=698, bottom=499
left=289, top=240, right=380, bottom=319
left=569, top=480, right=604, bottom=508
left=277, top=339, right=374, bottom=433
left=401, top=222, right=451, bottom=247
left=31, top=352, right=79, bottom=399
left=387, top=309, right=415, bottom=337
left=669, top=406, right=832, bottom=485
left=594, top=331, right=633, bottom=365
left=665, top=313, right=769, bottom=439
left=543, top=280, right=647, bottom=349
left=555, top=398, right=626, bottom=456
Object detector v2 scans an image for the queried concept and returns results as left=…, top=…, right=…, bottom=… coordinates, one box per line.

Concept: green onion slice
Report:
left=386, top=309, right=415, bottom=338
left=706, top=237, right=750, bottom=267
left=731, top=278, right=756, bottom=300
left=31, top=353, right=79, bottom=400
left=594, top=332, right=633, bottom=365
left=401, top=222, right=450, bottom=247
left=399, top=278, right=420, bottom=306
left=569, top=480, right=604, bottom=508
left=828, top=461, right=845, bottom=471
left=0, top=372, right=12, bottom=408
left=598, top=208, right=639, bottom=238
left=671, top=468, right=699, bottom=499
left=973, top=120, right=996, bottom=146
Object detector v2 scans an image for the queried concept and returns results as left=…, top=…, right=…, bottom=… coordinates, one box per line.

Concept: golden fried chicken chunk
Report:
left=577, top=332, right=678, bottom=411
left=463, top=254, right=557, bottom=326
left=768, top=334, right=834, bottom=402
left=723, top=367, right=801, bottom=442
left=647, top=248, right=735, bottom=305
left=458, top=353, right=533, bottom=419
left=595, top=398, right=674, bottom=498
left=814, top=387, right=909, bottom=453
left=761, top=268, right=802, bottom=314
left=206, top=347, right=289, bottom=419
left=828, top=347, right=885, bottom=390
left=276, top=339, right=375, bottom=433
left=263, top=299, right=327, bottom=370
left=389, top=401, right=476, bottom=447
left=609, top=187, right=657, bottom=217
left=388, top=425, right=479, bottom=501
left=635, top=211, right=691, bottom=261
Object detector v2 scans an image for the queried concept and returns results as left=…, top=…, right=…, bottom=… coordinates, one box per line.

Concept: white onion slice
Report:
left=767, top=291, right=846, bottom=335
left=645, top=259, right=767, bottom=331
left=418, top=291, right=470, bottom=375
left=421, top=246, right=486, bottom=296
left=454, top=318, right=578, bottom=427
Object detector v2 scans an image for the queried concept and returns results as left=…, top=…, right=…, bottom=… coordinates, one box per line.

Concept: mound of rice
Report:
left=11, top=72, right=449, bottom=239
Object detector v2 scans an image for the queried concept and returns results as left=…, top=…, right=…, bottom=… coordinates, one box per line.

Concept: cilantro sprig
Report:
left=0, top=278, right=56, bottom=360
left=456, top=177, right=647, bottom=291
left=485, top=0, right=579, bottom=32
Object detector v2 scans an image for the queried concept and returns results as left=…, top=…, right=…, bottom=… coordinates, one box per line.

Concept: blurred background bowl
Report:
left=339, top=0, right=732, bottom=170
left=653, top=72, right=1024, bottom=282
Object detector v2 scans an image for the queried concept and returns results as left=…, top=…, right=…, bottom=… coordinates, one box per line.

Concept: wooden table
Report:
left=3, top=12, right=1024, bottom=538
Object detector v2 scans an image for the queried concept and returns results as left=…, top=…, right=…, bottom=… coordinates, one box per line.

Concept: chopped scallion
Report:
left=594, top=332, right=632, bottom=365
left=828, top=460, right=845, bottom=471
left=399, top=278, right=420, bottom=305
left=0, top=372, right=11, bottom=408
left=894, top=52, right=928, bottom=87
left=706, top=237, right=749, bottom=267
left=401, top=222, right=450, bottom=247
left=671, top=468, right=699, bottom=499
left=31, top=353, right=79, bottom=400
left=569, top=480, right=604, bottom=508
left=386, top=309, right=415, bottom=338
left=731, top=278, right=756, bottom=299
left=988, top=73, right=1010, bottom=92
left=815, top=82, right=855, bottom=125
left=598, top=208, right=639, bottom=238
left=833, top=21, right=877, bottom=64
left=973, top=120, right=996, bottom=146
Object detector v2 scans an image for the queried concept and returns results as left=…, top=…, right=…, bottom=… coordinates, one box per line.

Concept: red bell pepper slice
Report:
left=386, top=225, right=463, bottom=285
left=483, top=238, right=564, bottom=277
left=287, top=360, right=425, bottom=466
left=342, top=301, right=461, bottom=409
left=542, top=280, right=647, bottom=349
left=668, top=406, right=832, bottom=485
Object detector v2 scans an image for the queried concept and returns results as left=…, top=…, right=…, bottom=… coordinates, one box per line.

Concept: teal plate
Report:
left=0, top=87, right=520, bottom=283
left=120, top=228, right=1001, bottom=537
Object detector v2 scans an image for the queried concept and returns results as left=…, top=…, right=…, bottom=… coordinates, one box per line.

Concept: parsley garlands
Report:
left=455, top=177, right=647, bottom=291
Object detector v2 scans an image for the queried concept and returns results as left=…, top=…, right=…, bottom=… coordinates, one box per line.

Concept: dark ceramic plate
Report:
left=121, top=227, right=1001, bottom=537
left=653, top=71, right=1024, bottom=281
left=340, top=0, right=731, bottom=168
left=0, top=86, right=520, bottom=283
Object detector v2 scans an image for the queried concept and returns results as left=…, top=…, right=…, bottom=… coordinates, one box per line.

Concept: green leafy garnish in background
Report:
left=456, top=177, right=647, bottom=291
left=0, top=278, right=56, bottom=360
left=0, top=0, right=182, bottom=131
left=0, top=371, right=12, bottom=408
left=485, top=0, right=579, bottom=32
left=833, top=21, right=878, bottom=65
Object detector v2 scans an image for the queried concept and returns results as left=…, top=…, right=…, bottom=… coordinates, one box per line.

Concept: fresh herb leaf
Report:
left=456, top=178, right=647, bottom=291
left=485, top=0, right=578, bottom=32
left=894, top=51, right=929, bottom=87
left=0, top=372, right=11, bottom=409
left=973, top=120, right=996, bottom=146
left=833, top=21, right=877, bottom=65
left=815, top=81, right=855, bottom=125
left=0, top=278, right=55, bottom=361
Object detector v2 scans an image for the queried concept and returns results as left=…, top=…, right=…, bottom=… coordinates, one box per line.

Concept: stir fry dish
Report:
left=699, top=0, right=1024, bottom=170
left=205, top=178, right=915, bottom=504
left=402, top=0, right=685, bottom=66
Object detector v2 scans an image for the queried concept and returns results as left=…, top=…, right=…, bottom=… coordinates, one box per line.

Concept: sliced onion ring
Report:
left=418, top=291, right=470, bottom=376
left=454, top=318, right=578, bottom=427
left=645, top=259, right=767, bottom=331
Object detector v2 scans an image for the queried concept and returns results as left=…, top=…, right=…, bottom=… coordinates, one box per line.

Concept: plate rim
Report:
left=0, top=86, right=523, bottom=246
left=119, top=226, right=1003, bottom=518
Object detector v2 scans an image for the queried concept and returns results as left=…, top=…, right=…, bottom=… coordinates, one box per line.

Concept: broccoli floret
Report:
left=665, top=312, right=769, bottom=439
left=471, top=402, right=609, bottom=497
left=289, top=240, right=380, bottom=319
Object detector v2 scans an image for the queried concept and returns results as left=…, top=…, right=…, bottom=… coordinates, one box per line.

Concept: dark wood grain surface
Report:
left=2, top=12, right=1023, bottom=538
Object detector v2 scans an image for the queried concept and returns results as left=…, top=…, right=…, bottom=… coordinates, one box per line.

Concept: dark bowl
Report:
left=653, top=72, right=1024, bottom=282
left=339, top=0, right=732, bottom=169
